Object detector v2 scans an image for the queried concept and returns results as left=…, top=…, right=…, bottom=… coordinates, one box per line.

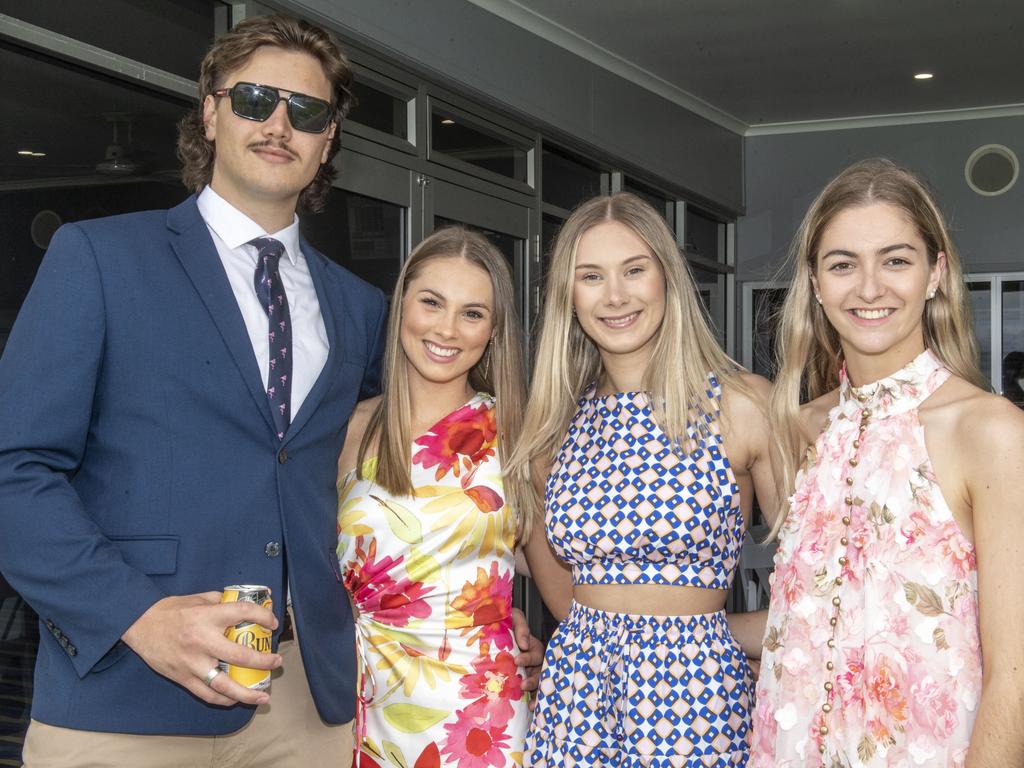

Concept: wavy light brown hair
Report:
left=768, top=158, right=985, bottom=537
left=506, top=193, right=749, bottom=530
left=177, top=14, right=353, bottom=213
left=357, top=227, right=531, bottom=541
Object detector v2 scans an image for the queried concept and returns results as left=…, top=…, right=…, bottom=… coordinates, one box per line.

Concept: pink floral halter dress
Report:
left=751, top=350, right=982, bottom=768
left=338, top=394, right=528, bottom=768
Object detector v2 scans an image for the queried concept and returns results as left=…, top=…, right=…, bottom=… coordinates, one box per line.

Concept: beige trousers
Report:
left=22, top=622, right=353, bottom=768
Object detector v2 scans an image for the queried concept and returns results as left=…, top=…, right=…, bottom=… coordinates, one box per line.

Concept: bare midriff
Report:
left=573, top=583, right=728, bottom=616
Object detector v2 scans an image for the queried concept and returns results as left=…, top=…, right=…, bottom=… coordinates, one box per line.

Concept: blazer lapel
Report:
left=284, top=240, right=343, bottom=443
left=166, top=197, right=275, bottom=435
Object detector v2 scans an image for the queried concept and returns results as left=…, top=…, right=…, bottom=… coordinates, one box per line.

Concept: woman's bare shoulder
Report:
left=719, top=372, right=771, bottom=421
left=935, top=377, right=1024, bottom=451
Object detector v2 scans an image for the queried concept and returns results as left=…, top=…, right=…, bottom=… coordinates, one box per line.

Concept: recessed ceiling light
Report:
left=914, top=72, right=934, bottom=80
left=17, top=149, right=34, bottom=156
left=441, top=118, right=455, bottom=125
left=31, top=151, right=46, bottom=157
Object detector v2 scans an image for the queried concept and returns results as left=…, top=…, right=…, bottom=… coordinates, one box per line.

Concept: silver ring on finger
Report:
left=202, top=666, right=223, bottom=687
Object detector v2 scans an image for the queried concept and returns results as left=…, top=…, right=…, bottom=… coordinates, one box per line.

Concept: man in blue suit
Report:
left=0, top=15, right=544, bottom=767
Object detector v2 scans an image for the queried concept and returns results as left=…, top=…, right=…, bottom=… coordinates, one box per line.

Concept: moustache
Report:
left=248, top=140, right=298, bottom=160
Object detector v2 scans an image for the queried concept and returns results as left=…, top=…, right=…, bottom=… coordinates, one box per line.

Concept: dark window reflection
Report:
left=0, top=43, right=189, bottom=186
left=349, top=80, right=408, bottom=140
left=434, top=216, right=517, bottom=269
left=623, top=179, right=669, bottom=224
left=431, top=108, right=528, bottom=183
left=1002, top=280, right=1024, bottom=408
left=542, top=146, right=601, bottom=211
left=0, top=0, right=227, bottom=80
left=685, top=206, right=722, bottom=263
left=301, top=189, right=405, bottom=295
left=0, top=574, right=36, bottom=766
left=967, top=282, right=993, bottom=388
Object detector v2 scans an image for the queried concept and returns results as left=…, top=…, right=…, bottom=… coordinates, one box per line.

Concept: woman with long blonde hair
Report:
left=336, top=226, right=535, bottom=767
left=510, top=192, right=777, bottom=766
left=749, top=159, right=1024, bottom=766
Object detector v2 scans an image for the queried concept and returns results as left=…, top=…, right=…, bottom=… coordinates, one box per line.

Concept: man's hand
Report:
left=121, top=592, right=281, bottom=707
left=511, top=607, right=543, bottom=700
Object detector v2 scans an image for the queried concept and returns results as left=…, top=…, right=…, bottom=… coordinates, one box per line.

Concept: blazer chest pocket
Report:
left=110, top=535, right=180, bottom=575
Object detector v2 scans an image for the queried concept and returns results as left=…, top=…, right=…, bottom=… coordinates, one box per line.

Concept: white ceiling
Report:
left=468, top=0, right=1024, bottom=133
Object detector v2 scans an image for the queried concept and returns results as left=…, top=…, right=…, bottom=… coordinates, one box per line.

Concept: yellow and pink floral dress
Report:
left=338, top=394, right=527, bottom=768
left=752, top=350, right=982, bottom=767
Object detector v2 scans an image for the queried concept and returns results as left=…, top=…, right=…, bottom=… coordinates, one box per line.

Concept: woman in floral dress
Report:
left=744, top=159, right=1024, bottom=766
left=336, top=227, right=532, bottom=768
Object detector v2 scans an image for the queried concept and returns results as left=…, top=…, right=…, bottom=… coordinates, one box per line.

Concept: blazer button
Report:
left=278, top=449, right=288, bottom=464
left=265, top=541, right=282, bottom=558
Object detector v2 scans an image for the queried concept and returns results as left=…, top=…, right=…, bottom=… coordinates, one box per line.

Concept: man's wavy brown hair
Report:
left=177, top=15, right=353, bottom=213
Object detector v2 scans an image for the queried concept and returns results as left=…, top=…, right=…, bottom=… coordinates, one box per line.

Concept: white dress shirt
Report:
left=196, top=186, right=329, bottom=419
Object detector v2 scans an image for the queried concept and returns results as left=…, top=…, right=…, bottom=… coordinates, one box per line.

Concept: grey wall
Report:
left=738, top=115, right=1024, bottom=282
left=282, top=0, right=744, bottom=213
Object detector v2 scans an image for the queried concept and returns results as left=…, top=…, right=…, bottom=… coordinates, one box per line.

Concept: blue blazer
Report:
left=0, top=196, right=386, bottom=734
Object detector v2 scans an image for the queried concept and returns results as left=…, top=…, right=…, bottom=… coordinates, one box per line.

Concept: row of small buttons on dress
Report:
left=818, top=395, right=871, bottom=761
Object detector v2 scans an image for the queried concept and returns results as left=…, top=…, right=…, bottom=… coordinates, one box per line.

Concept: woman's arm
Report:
left=963, top=398, right=1024, bottom=767
left=519, top=459, right=574, bottom=621
left=521, top=525, right=574, bottom=622
left=728, top=609, right=769, bottom=660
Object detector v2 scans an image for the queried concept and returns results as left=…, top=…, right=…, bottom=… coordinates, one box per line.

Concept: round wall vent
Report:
left=965, top=144, right=1018, bottom=196
left=31, top=209, right=62, bottom=249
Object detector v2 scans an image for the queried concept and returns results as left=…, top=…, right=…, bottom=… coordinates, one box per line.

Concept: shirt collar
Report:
left=196, top=185, right=301, bottom=266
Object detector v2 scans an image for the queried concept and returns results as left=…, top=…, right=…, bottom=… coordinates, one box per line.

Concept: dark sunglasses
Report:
left=213, top=82, right=334, bottom=134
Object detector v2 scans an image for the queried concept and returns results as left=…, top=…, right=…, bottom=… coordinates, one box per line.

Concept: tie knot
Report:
left=249, top=236, right=285, bottom=266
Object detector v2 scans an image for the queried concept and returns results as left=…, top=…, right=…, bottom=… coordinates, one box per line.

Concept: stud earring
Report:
left=927, top=290, right=936, bottom=300
left=815, top=295, right=822, bottom=305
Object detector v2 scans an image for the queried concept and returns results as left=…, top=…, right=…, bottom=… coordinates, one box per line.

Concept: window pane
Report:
left=685, top=207, right=723, bottom=263
left=434, top=217, right=517, bottom=268
left=1001, top=280, right=1024, bottom=407
left=431, top=107, right=528, bottom=183
left=301, top=189, right=405, bottom=295
left=0, top=576, right=35, bottom=765
left=542, top=146, right=601, bottom=211
left=349, top=80, right=408, bottom=140
left=623, top=179, right=669, bottom=223
left=967, top=281, right=992, bottom=388
left=0, top=43, right=190, bottom=186
left=0, top=0, right=227, bottom=80
left=690, top=265, right=723, bottom=339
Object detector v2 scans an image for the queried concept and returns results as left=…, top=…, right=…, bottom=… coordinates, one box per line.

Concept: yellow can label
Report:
left=219, top=585, right=273, bottom=691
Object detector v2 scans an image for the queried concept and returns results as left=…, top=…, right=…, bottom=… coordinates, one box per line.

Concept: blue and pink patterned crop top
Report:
left=545, top=375, right=743, bottom=589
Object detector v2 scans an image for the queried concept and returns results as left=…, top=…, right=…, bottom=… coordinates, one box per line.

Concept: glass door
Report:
left=301, top=148, right=413, bottom=296
left=967, top=272, right=1024, bottom=406
left=426, top=177, right=532, bottom=323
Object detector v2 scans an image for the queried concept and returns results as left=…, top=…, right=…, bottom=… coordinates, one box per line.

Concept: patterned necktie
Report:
left=250, top=237, right=292, bottom=440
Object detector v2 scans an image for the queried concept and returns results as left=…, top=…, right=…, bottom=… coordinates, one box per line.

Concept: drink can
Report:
left=219, top=584, right=273, bottom=691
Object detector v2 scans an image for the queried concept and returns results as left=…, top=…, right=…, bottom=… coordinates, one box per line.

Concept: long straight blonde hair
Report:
left=768, top=158, right=985, bottom=537
left=506, top=192, right=748, bottom=528
left=357, top=226, right=529, bottom=539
